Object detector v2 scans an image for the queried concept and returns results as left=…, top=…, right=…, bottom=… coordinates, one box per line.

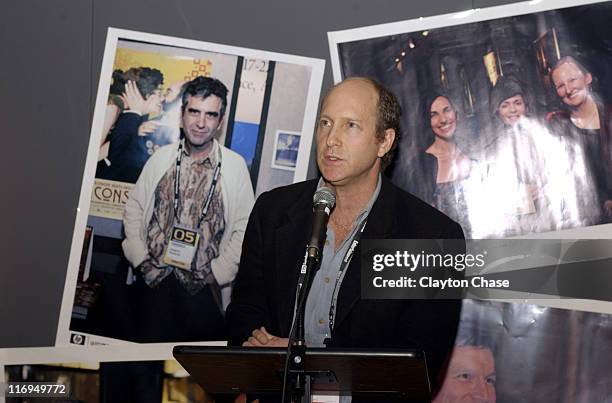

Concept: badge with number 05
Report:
left=162, top=226, right=200, bottom=270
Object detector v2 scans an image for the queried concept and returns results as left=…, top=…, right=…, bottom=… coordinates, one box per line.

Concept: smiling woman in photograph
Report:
left=547, top=56, right=612, bottom=224
left=425, top=94, right=472, bottom=183
left=478, top=76, right=550, bottom=236
left=416, top=93, right=473, bottom=235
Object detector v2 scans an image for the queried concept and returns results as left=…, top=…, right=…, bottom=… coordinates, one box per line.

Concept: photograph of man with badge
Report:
left=58, top=29, right=324, bottom=347
left=122, top=76, right=254, bottom=342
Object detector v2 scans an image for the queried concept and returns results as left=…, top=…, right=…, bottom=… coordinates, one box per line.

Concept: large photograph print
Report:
left=328, top=3, right=612, bottom=401
left=438, top=299, right=612, bottom=402
left=329, top=0, right=612, bottom=240
left=56, top=28, right=324, bottom=350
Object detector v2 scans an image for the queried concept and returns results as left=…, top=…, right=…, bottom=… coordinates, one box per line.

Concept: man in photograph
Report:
left=227, top=77, right=464, bottom=399
left=433, top=335, right=497, bottom=403
left=123, top=75, right=254, bottom=342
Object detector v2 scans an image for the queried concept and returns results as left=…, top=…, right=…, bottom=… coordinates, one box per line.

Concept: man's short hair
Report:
left=326, top=77, right=402, bottom=170
left=181, top=76, right=229, bottom=119
left=454, top=323, right=498, bottom=353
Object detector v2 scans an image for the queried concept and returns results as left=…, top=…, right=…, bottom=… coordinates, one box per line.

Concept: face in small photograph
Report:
left=434, top=346, right=497, bottom=403
left=145, top=86, right=165, bottom=115
left=430, top=96, right=457, bottom=140
left=551, top=61, right=593, bottom=109
left=498, top=94, right=527, bottom=126
left=316, top=79, right=392, bottom=187
left=181, top=94, right=224, bottom=153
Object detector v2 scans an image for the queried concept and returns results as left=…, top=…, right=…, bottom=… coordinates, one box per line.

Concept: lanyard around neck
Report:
left=328, top=217, right=368, bottom=332
left=173, top=140, right=222, bottom=228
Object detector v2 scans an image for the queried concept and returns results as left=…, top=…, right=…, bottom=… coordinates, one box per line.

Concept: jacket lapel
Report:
left=274, top=181, right=317, bottom=335
left=333, top=176, right=399, bottom=330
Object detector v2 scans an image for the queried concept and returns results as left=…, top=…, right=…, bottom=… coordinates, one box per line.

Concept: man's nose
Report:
left=325, top=126, right=341, bottom=147
left=471, top=378, right=493, bottom=402
left=196, top=115, right=207, bottom=128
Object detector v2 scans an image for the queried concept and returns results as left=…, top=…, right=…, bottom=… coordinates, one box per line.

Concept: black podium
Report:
left=173, top=345, right=430, bottom=401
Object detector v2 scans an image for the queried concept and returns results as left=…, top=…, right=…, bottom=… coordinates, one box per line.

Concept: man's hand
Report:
left=165, top=80, right=186, bottom=103
left=242, top=327, right=289, bottom=347
left=122, top=80, right=147, bottom=115
left=138, top=120, right=158, bottom=136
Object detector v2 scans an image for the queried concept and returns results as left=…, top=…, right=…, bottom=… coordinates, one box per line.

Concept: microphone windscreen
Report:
left=313, top=186, right=336, bottom=209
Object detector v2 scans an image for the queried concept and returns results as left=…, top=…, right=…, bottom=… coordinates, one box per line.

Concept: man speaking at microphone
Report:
left=226, top=77, right=464, bottom=397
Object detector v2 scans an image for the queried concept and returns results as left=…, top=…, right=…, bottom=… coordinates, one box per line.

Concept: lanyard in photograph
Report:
left=173, top=140, right=222, bottom=229
left=328, top=218, right=368, bottom=333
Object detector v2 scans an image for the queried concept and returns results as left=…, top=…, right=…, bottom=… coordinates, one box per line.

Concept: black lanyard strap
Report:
left=328, top=218, right=368, bottom=332
left=172, top=140, right=222, bottom=229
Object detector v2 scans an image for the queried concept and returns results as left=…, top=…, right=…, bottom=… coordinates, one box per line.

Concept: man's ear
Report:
left=377, top=128, right=396, bottom=158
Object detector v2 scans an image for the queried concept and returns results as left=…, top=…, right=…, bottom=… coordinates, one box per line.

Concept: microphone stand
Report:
left=282, top=192, right=333, bottom=403
left=289, top=250, right=320, bottom=403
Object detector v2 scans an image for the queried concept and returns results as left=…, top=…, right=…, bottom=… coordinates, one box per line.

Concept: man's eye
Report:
left=486, top=376, right=496, bottom=385
left=319, top=119, right=331, bottom=127
left=455, top=372, right=471, bottom=381
left=348, top=122, right=359, bottom=129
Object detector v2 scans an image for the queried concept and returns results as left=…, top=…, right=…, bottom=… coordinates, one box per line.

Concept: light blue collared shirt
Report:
left=305, top=175, right=382, bottom=347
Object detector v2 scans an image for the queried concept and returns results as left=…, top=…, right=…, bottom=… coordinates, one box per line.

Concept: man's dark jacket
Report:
left=226, top=176, right=464, bottom=397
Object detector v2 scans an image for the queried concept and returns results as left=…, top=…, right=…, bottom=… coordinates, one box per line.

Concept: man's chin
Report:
left=187, top=137, right=209, bottom=147
left=320, top=173, right=346, bottom=187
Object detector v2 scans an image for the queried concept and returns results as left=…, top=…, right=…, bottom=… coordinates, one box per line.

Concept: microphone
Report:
left=307, top=186, right=336, bottom=260
left=285, top=185, right=335, bottom=395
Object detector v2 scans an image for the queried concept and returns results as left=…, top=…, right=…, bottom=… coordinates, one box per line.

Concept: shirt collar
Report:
left=182, top=138, right=219, bottom=166
left=316, top=174, right=382, bottom=223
